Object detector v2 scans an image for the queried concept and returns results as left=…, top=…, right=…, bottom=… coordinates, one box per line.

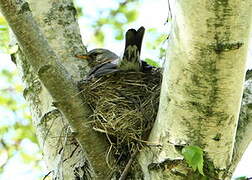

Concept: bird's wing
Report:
left=86, top=62, right=120, bottom=80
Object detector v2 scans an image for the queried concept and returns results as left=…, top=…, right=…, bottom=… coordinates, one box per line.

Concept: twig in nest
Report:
left=119, top=150, right=138, bottom=180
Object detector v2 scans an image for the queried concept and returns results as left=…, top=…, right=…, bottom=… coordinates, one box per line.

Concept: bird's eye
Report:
left=91, top=52, right=100, bottom=56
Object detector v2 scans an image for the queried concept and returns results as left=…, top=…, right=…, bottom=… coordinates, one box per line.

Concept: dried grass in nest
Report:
left=79, top=69, right=161, bottom=156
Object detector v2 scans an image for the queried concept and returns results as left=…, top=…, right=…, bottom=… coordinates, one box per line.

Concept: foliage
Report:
left=145, top=58, right=160, bottom=67
left=182, top=145, right=205, bottom=176
left=0, top=16, right=9, bottom=53
left=235, top=176, right=247, bottom=180
left=0, top=68, right=41, bottom=175
left=91, top=0, right=140, bottom=45
left=145, top=28, right=168, bottom=67
left=235, top=176, right=252, bottom=180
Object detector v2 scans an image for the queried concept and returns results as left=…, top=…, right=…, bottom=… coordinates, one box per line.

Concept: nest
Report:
left=79, top=68, right=161, bottom=157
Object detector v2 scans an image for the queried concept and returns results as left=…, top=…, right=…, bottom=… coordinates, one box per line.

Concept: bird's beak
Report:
left=75, top=54, right=92, bottom=60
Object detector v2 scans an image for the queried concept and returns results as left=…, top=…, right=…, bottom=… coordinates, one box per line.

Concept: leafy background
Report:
left=0, top=0, right=251, bottom=179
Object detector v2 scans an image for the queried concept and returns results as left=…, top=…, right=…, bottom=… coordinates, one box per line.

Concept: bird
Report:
left=120, top=26, right=145, bottom=71
left=76, top=27, right=152, bottom=80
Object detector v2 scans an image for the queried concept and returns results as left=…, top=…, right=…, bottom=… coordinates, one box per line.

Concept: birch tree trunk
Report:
left=139, top=0, right=252, bottom=179
left=1, top=0, right=252, bottom=180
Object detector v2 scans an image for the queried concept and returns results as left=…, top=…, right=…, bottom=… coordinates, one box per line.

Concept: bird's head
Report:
left=87, top=48, right=119, bottom=67
left=76, top=48, right=119, bottom=67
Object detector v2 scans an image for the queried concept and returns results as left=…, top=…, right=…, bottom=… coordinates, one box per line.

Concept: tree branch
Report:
left=230, top=77, right=252, bottom=174
left=0, top=0, right=112, bottom=178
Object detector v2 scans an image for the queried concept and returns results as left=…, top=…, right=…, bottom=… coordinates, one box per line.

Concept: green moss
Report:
left=214, top=42, right=243, bottom=54
left=204, top=0, right=245, bottom=55
left=19, top=2, right=31, bottom=14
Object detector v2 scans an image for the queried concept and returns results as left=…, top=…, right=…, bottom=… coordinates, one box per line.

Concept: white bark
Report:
left=139, top=0, right=252, bottom=179
left=0, top=0, right=112, bottom=179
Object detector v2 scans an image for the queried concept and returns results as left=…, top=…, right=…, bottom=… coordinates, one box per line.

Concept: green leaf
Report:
left=182, top=145, right=205, bottom=175
left=125, top=10, right=138, bottom=22
left=94, top=30, right=105, bottom=45
left=97, top=18, right=108, bottom=26
left=0, top=126, right=9, bottom=135
left=147, top=28, right=157, bottom=33
left=115, top=31, right=124, bottom=40
left=14, top=84, right=24, bottom=92
left=20, top=151, right=36, bottom=164
left=13, top=123, right=38, bottom=144
left=235, top=176, right=247, bottom=180
left=0, top=16, right=9, bottom=52
left=0, top=25, right=8, bottom=31
left=0, top=16, right=7, bottom=25
left=154, top=34, right=167, bottom=46
left=1, top=69, right=15, bottom=82
left=145, top=58, right=160, bottom=67
left=0, top=96, right=17, bottom=110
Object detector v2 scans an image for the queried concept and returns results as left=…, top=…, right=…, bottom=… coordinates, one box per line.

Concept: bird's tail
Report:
left=120, top=26, right=145, bottom=71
